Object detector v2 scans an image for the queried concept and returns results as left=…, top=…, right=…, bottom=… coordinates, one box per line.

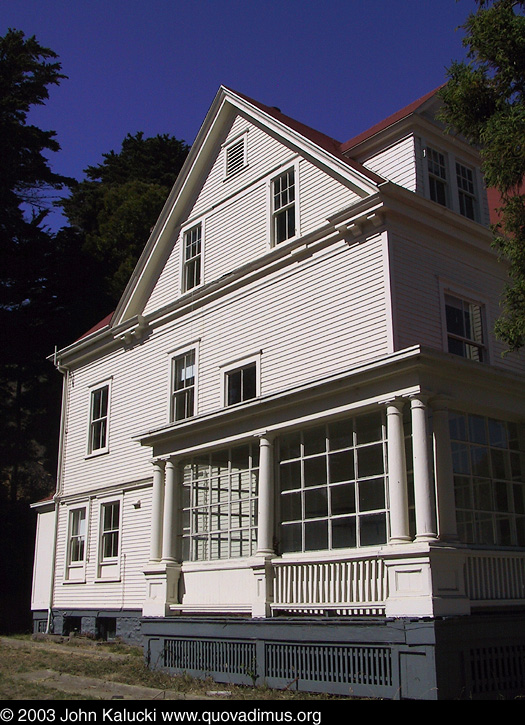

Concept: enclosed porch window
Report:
left=278, top=411, right=388, bottom=553
left=451, top=412, right=525, bottom=546
left=181, top=443, right=259, bottom=561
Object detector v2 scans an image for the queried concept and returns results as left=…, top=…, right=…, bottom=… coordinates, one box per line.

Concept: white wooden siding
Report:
left=359, top=135, right=417, bottom=192
left=52, top=487, right=152, bottom=610
left=390, top=232, right=524, bottom=375
left=143, top=114, right=361, bottom=317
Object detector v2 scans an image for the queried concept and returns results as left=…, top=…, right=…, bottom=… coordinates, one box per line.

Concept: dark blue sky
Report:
left=3, top=0, right=478, bottom=222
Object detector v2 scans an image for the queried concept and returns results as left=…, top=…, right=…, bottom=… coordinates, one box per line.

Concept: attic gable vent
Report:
left=225, top=137, right=246, bottom=178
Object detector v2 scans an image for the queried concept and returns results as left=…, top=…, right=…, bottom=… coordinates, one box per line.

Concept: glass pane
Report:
left=356, top=412, right=383, bottom=444
left=494, top=481, right=509, bottom=512
left=303, top=456, right=327, bottom=487
left=281, top=491, right=301, bottom=522
left=359, top=513, right=387, bottom=546
left=358, top=477, right=385, bottom=512
left=491, top=448, right=507, bottom=480
left=242, top=364, right=257, bottom=401
left=280, top=432, right=301, bottom=460
left=330, top=482, right=356, bottom=516
left=328, top=419, right=353, bottom=450
left=452, top=443, right=471, bottom=475
left=303, top=426, right=326, bottom=456
left=471, top=446, right=490, bottom=477
left=469, top=415, right=487, bottom=444
left=231, top=444, right=250, bottom=472
left=281, top=523, right=302, bottom=553
left=454, top=476, right=472, bottom=509
left=280, top=461, right=301, bottom=491
left=227, top=369, right=241, bottom=405
left=472, top=478, right=493, bottom=511
left=304, top=488, right=328, bottom=519
left=304, top=520, right=328, bottom=551
left=356, top=444, right=384, bottom=478
left=328, top=449, right=354, bottom=483
left=332, top=517, right=356, bottom=549
left=449, top=412, right=467, bottom=441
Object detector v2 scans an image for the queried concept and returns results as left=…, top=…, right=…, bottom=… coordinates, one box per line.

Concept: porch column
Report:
left=149, top=459, right=165, bottom=563
left=411, top=396, right=437, bottom=542
left=386, top=400, right=411, bottom=544
left=432, top=399, right=459, bottom=542
left=256, top=433, right=275, bottom=557
left=162, top=458, right=179, bottom=563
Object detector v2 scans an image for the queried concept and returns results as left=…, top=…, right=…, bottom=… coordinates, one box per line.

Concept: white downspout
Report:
left=46, top=360, right=70, bottom=633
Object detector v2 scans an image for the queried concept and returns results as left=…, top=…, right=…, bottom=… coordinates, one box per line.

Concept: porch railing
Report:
left=272, top=556, right=387, bottom=615
left=464, top=551, right=525, bottom=603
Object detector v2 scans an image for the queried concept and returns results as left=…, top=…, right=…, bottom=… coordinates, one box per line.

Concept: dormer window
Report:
left=456, top=162, right=476, bottom=220
left=425, top=146, right=479, bottom=222
left=427, top=148, right=448, bottom=207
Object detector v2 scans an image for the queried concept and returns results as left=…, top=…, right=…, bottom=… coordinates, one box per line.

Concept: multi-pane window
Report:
left=272, top=168, right=296, bottom=244
left=445, top=294, right=485, bottom=362
left=225, top=138, right=246, bottom=177
left=456, top=162, right=476, bottom=220
left=450, top=412, right=525, bottom=546
left=226, top=362, right=257, bottom=406
left=69, top=508, right=86, bottom=563
left=89, top=384, right=109, bottom=453
left=279, top=412, right=388, bottom=553
left=181, top=444, right=259, bottom=561
left=427, top=148, right=448, bottom=207
left=171, top=349, right=196, bottom=421
left=101, top=501, right=120, bottom=560
left=183, top=223, right=202, bottom=292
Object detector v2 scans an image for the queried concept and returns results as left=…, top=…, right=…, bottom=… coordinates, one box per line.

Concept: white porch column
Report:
left=386, top=400, right=411, bottom=544
left=411, top=396, right=437, bottom=542
left=149, top=459, right=165, bottom=563
left=432, top=399, right=459, bottom=542
left=256, top=433, right=275, bottom=557
left=162, top=458, right=179, bottom=563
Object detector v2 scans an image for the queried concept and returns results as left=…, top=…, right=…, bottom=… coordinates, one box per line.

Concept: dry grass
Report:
left=0, top=636, right=346, bottom=701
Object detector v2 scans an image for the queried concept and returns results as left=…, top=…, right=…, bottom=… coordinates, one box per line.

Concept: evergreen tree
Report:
left=62, top=131, right=189, bottom=301
left=439, top=0, right=525, bottom=352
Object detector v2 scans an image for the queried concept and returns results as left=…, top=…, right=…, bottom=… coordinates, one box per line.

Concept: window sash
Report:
left=272, top=169, right=296, bottom=244
left=101, top=502, right=120, bottom=560
left=89, top=385, right=109, bottom=452
left=445, top=294, right=485, bottom=362
left=69, top=508, right=86, bottom=563
left=226, top=363, right=257, bottom=405
left=171, top=350, right=196, bottom=421
left=183, top=224, right=202, bottom=291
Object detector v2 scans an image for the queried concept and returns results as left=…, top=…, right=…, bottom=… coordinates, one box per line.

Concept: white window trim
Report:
left=223, top=130, right=249, bottom=179
left=95, top=495, right=123, bottom=582
left=220, top=352, right=262, bottom=407
left=267, top=160, right=300, bottom=248
left=86, top=378, right=112, bottom=458
left=180, top=218, right=205, bottom=294
left=64, top=501, right=90, bottom=583
left=167, top=340, right=200, bottom=423
left=438, top=278, right=491, bottom=363
left=422, top=141, right=480, bottom=222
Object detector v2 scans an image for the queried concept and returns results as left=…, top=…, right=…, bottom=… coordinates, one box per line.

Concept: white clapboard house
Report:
left=32, top=86, right=525, bottom=700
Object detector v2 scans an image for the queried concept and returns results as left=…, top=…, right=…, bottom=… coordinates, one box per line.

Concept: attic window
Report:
left=225, top=136, right=247, bottom=178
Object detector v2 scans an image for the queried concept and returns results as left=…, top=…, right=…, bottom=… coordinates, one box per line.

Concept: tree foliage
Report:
left=62, top=131, right=189, bottom=300
left=439, top=0, right=525, bottom=351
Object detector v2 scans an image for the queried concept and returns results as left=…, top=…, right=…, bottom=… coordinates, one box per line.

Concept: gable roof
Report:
left=341, top=86, right=444, bottom=154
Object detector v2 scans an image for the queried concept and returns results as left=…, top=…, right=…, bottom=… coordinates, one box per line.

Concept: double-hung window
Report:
left=445, top=293, right=486, bottom=362
left=171, top=349, right=196, bottom=421
left=456, top=162, right=476, bottom=220
left=88, top=383, right=110, bottom=454
left=69, top=508, right=86, bottom=564
left=226, top=362, right=257, bottom=406
left=101, top=501, right=120, bottom=561
left=272, top=168, right=296, bottom=244
left=427, top=147, right=448, bottom=207
left=182, top=223, right=202, bottom=292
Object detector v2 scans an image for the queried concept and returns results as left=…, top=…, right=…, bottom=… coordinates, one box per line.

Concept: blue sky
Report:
left=2, top=0, right=478, bottom=218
